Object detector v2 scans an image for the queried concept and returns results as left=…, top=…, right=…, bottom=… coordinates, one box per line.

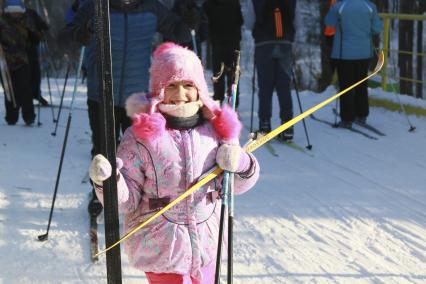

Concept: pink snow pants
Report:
left=145, top=262, right=215, bottom=284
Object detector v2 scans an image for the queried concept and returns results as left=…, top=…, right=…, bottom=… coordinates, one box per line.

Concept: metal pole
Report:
left=51, top=64, right=71, bottom=136
left=191, top=29, right=198, bottom=56
left=227, top=51, right=240, bottom=284
left=94, top=0, right=122, bottom=282
left=250, top=58, right=256, bottom=133
left=214, top=51, right=240, bottom=284
left=46, top=68, right=56, bottom=122
left=38, top=47, right=85, bottom=242
left=291, top=67, right=313, bottom=150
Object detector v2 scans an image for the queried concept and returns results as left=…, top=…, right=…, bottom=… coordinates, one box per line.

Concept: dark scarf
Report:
left=163, top=111, right=205, bottom=130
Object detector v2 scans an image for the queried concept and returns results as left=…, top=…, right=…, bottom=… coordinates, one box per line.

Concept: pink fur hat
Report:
left=149, top=42, right=218, bottom=111
left=128, top=42, right=241, bottom=142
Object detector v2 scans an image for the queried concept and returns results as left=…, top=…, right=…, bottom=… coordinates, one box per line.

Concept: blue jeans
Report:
left=255, top=43, right=293, bottom=124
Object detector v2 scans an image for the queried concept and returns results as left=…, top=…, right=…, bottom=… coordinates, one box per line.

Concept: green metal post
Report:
left=382, top=17, right=390, bottom=91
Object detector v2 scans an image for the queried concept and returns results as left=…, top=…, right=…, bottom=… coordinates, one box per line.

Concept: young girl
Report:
left=89, top=42, right=259, bottom=284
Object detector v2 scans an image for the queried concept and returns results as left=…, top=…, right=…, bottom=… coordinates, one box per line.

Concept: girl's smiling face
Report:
left=163, top=81, right=198, bottom=105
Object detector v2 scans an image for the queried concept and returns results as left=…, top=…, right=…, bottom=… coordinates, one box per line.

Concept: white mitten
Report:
left=89, top=154, right=123, bottom=185
left=216, top=144, right=250, bottom=173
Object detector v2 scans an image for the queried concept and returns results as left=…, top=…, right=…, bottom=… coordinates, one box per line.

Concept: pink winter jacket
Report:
left=96, top=120, right=259, bottom=280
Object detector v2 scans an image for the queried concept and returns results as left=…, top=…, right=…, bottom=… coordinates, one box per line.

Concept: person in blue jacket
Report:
left=58, top=0, right=198, bottom=216
left=325, top=0, right=382, bottom=128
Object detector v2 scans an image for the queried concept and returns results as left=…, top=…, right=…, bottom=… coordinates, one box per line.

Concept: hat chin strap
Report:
left=158, top=100, right=203, bottom=118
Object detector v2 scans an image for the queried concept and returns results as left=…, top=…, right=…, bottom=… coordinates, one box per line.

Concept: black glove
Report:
left=325, top=35, right=334, bottom=49
left=181, top=5, right=200, bottom=30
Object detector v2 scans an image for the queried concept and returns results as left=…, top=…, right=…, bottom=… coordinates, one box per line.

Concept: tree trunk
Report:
left=416, top=18, right=423, bottom=98
left=371, top=0, right=389, bottom=13
left=318, top=1, right=333, bottom=92
left=416, top=0, right=425, bottom=98
left=398, top=0, right=415, bottom=96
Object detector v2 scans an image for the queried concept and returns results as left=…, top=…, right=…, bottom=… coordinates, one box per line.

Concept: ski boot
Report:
left=336, top=120, right=353, bottom=129
left=278, top=126, right=294, bottom=142
left=257, top=119, right=271, bottom=134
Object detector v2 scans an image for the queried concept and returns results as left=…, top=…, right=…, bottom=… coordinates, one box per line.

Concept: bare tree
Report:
left=398, top=0, right=415, bottom=96
left=415, top=0, right=425, bottom=98
left=318, top=1, right=333, bottom=92
left=370, top=0, right=389, bottom=13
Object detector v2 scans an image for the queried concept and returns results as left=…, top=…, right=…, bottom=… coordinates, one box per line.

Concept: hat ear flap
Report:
left=210, top=105, right=242, bottom=141
left=132, top=112, right=166, bottom=141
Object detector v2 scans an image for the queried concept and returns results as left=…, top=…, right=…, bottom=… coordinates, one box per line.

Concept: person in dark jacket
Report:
left=247, top=0, right=296, bottom=141
left=58, top=0, right=197, bottom=216
left=325, top=0, right=382, bottom=127
left=24, top=7, right=49, bottom=106
left=203, top=0, right=243, bottom=108
left=162, top=0, right=205, bottom=54
left=0, top=0, right=36, bottom=125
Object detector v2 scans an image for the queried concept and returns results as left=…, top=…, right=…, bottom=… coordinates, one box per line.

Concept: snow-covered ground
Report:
left=1, top=59, right=426, bottom=283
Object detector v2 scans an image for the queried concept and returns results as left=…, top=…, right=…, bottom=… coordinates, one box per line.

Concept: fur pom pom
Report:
left=125, top=93, right=151, bottom=117
left=153, top=42, right=181, bottom=59
left=132, top=112, right=166, bottom=141
left=210, top=105, right=242, bottom=141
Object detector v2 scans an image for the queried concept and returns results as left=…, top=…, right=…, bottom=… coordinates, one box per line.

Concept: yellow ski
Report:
left=96, top=51, right=384, bottom=257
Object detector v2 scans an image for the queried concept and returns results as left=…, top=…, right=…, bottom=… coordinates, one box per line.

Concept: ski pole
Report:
left=389, top=63, right=416, bottom=132
left=39, top=41, right=64, bottom=107
left=291, top=66, right=312, bottom=150
left=334, top=99, right=339, bottom=125
left=191, top=29, right=198, bottom=56
left=95, top=51, right=385, bottom=257
left=0, top=73, right=4, bottom=95
left=36, top=48, right=42, bottom=127
left=0, top=45, right=17, bottom=108
left=0, top=61, right=16, bottom=108
left=37, top=87, right=42, bottom=127
left=386, top=80, right=416, bottom=132
left=227, top=50, right=240, bottom=284
left=51, top=63, right=71, bottom=136
left=393, top=89, right=416, bottom=132
left=46, top=68, right=56, bottom=122
left=215, top=167, right=230, bottom=284
left=250, top=58, right=256, bottom=133
left=38, top=43, right=56, bottom=122
left=38, top=47, right=85, bottom=242
left=227, top=179, right=234, bottom=284
left=210, top=60, right=225, bottom=283
left=215, top=50, right=240, bottom=284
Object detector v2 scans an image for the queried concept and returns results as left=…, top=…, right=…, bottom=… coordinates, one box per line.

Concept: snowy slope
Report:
left=1, top=57, right=426, bottom=283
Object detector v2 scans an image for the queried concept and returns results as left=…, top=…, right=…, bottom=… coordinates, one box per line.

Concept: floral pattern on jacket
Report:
left=97, top=121, right=259, bottom=280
